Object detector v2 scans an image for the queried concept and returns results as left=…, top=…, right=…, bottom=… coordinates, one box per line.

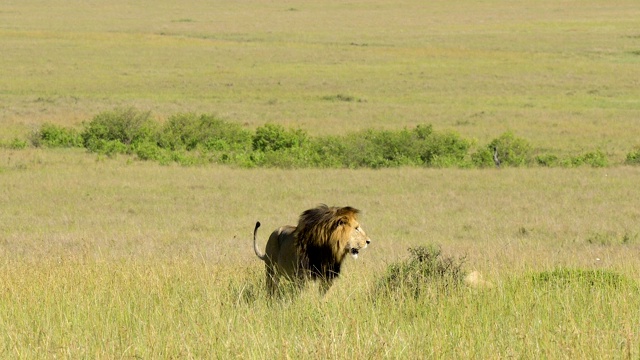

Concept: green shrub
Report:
left=470, top=147, right=494, bottom=168
left=32, top=123, right=83, bottom=148
left=625, top=146, right=640, bottom=165
left=35, top=108, right=621, bottom=170
left=568, top=150, right=608, bottom=168
left=158, top=113, right=201, bottom=150
left=305, top=136, right=349, bottom=168
left=535, top=153, right=560, bottom=167
left=3, top=138, right=29, bottom=150
left=82, top=108, right=158, bottom=153
left=254, top=147, right=311, bottom=168
left=170, top=151, right=204, bottom=166
left=373, top=245, right=467, bottom=299
left=133, top=141, right=167, bottom=162
left=418, top=130, right=470, bottom=167
left=337, top=126, right=470, bottom=168
left=159, top=113, right=251, bottom=152
left=92, top=139, right=128, bottom=157
left=472, top=131, right=531, bottom=167
left=531, top=268, right=635, bottom=289
left=341, top=129, right=417, bottom=168
left=252, top=123, right=308, bottom=152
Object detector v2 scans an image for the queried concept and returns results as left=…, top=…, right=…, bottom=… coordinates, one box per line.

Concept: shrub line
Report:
left=26, top=107, right=629, bottom=169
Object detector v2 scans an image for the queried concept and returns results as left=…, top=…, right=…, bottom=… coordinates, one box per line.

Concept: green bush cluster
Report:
left=160, top=113, right=252, bottom=152
left=530, top=268, right=636, bottom=289
left=26, top=108, right=630, bottom=169
left=31, top=123, right=83, bottom=148
left=31, top=108, right=477, bottom=168
left=471, top=131, right=532, bottom=167
left=1, top=138, right=29, bottom=150
left=372, top=245, right=467, bottom=299
left=536, top=150, right=608, bottom=168
left=81, top=108, right=158, bottom=156
left=625, top=146, right=640, bottom=165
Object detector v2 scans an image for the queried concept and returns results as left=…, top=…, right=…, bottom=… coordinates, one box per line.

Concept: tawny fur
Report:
left=253, top=204, right=371, bottom=296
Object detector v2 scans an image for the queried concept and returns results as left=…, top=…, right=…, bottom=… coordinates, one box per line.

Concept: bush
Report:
left=568, top=150, right=608, bottom=168
left=252, top=124, right=308, bottom=152
left=32, top=123, right=83, bottom=148
left=625, top=147, right=640, bottom=165
left=133, top=141, right=168, bottom=162
left=3, top=138, right=29, bottom=150
left=418, top=130, right=471, bottom=167
left=29, top=108, right=623, bottom=169
left=373, top=245, right=467, bottom=299
left=531, top=268, right=635, bottom=289
left=82, top=108, right=158, bottom=153
left=304, top=136, right=350, bottom=168
left=339, top=129, right=415, bottom=168
left=158, top=113, right=201, bottom=151
left=159, top=113, right=251, bottom=152
left=472, top=131, right=532, bottom=167
left=535, top=153, right=560, bottom=167
left=90, top=139, right=128, bottom=157
left=336, top=126, right=470, bottom=169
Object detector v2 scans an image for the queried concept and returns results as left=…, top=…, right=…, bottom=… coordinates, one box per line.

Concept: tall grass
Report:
left=1, top=258, right=637, bottom=358
left=1, top=150, right=640, bottom=357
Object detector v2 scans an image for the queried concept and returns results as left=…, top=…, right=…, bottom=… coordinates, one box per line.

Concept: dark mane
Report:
left=294, top=204, right=360, bottom=281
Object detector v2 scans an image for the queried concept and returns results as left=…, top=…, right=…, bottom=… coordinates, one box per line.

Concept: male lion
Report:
left=253, top=204, right=371, bottom=296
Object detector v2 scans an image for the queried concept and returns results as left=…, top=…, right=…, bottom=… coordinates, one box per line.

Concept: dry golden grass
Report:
left=2, top=0, right=640, bottom=357
left=2, top=149, right=639, bottom=270
left=1, top=149, right=639, bottom=357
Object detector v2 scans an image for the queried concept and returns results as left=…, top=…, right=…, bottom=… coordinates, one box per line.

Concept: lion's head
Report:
left=295, top=204, right=371, bottom=283
left=253, top=204, right=371, bottom=296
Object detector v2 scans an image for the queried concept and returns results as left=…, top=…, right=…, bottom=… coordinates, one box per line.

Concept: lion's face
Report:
left=345, top=221, right=371, bottom=259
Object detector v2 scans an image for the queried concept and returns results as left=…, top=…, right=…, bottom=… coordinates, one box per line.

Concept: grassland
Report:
left=1, top=0, right=640, bottom=358
left=1, top=150, right=639, bottom=358
left=2, top=0, right=640, bottom=160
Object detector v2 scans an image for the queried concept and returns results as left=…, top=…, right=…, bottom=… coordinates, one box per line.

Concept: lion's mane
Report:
left=294, top=204, right=360, bottom=281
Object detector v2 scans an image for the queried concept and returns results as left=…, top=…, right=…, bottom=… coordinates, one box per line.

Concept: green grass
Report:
left=2, top=0, right=640, bottom=357
left=2, top=0, right=640, bottom=160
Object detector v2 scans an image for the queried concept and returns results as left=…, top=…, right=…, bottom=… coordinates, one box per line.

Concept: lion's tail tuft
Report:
left=253, top=221, right=267, bottom=261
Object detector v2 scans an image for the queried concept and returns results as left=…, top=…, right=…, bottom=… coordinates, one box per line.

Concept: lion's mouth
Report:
left=350, top=248, right=360, bottom=259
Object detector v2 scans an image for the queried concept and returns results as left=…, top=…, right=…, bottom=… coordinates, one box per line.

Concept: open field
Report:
left=1, top=0, right=640, bottom=358
left=2, top=0, right=640, bottom=160
left=1, top=150, right=640, bottom=358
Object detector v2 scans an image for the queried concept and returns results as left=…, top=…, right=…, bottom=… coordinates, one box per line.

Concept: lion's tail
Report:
left=253, top=221, right=268, bottom=261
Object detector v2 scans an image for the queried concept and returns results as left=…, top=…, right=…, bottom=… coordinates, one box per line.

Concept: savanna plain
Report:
left=1, top=0, right=640, bottom=358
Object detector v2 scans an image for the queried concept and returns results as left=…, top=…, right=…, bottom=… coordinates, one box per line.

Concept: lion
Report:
left=253, top=204, right=371, bottom=297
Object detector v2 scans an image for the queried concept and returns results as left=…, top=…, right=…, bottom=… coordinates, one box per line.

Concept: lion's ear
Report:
left=336, top=206, right=360, bottom=217
left=335, top=206, right=360, bottom=228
